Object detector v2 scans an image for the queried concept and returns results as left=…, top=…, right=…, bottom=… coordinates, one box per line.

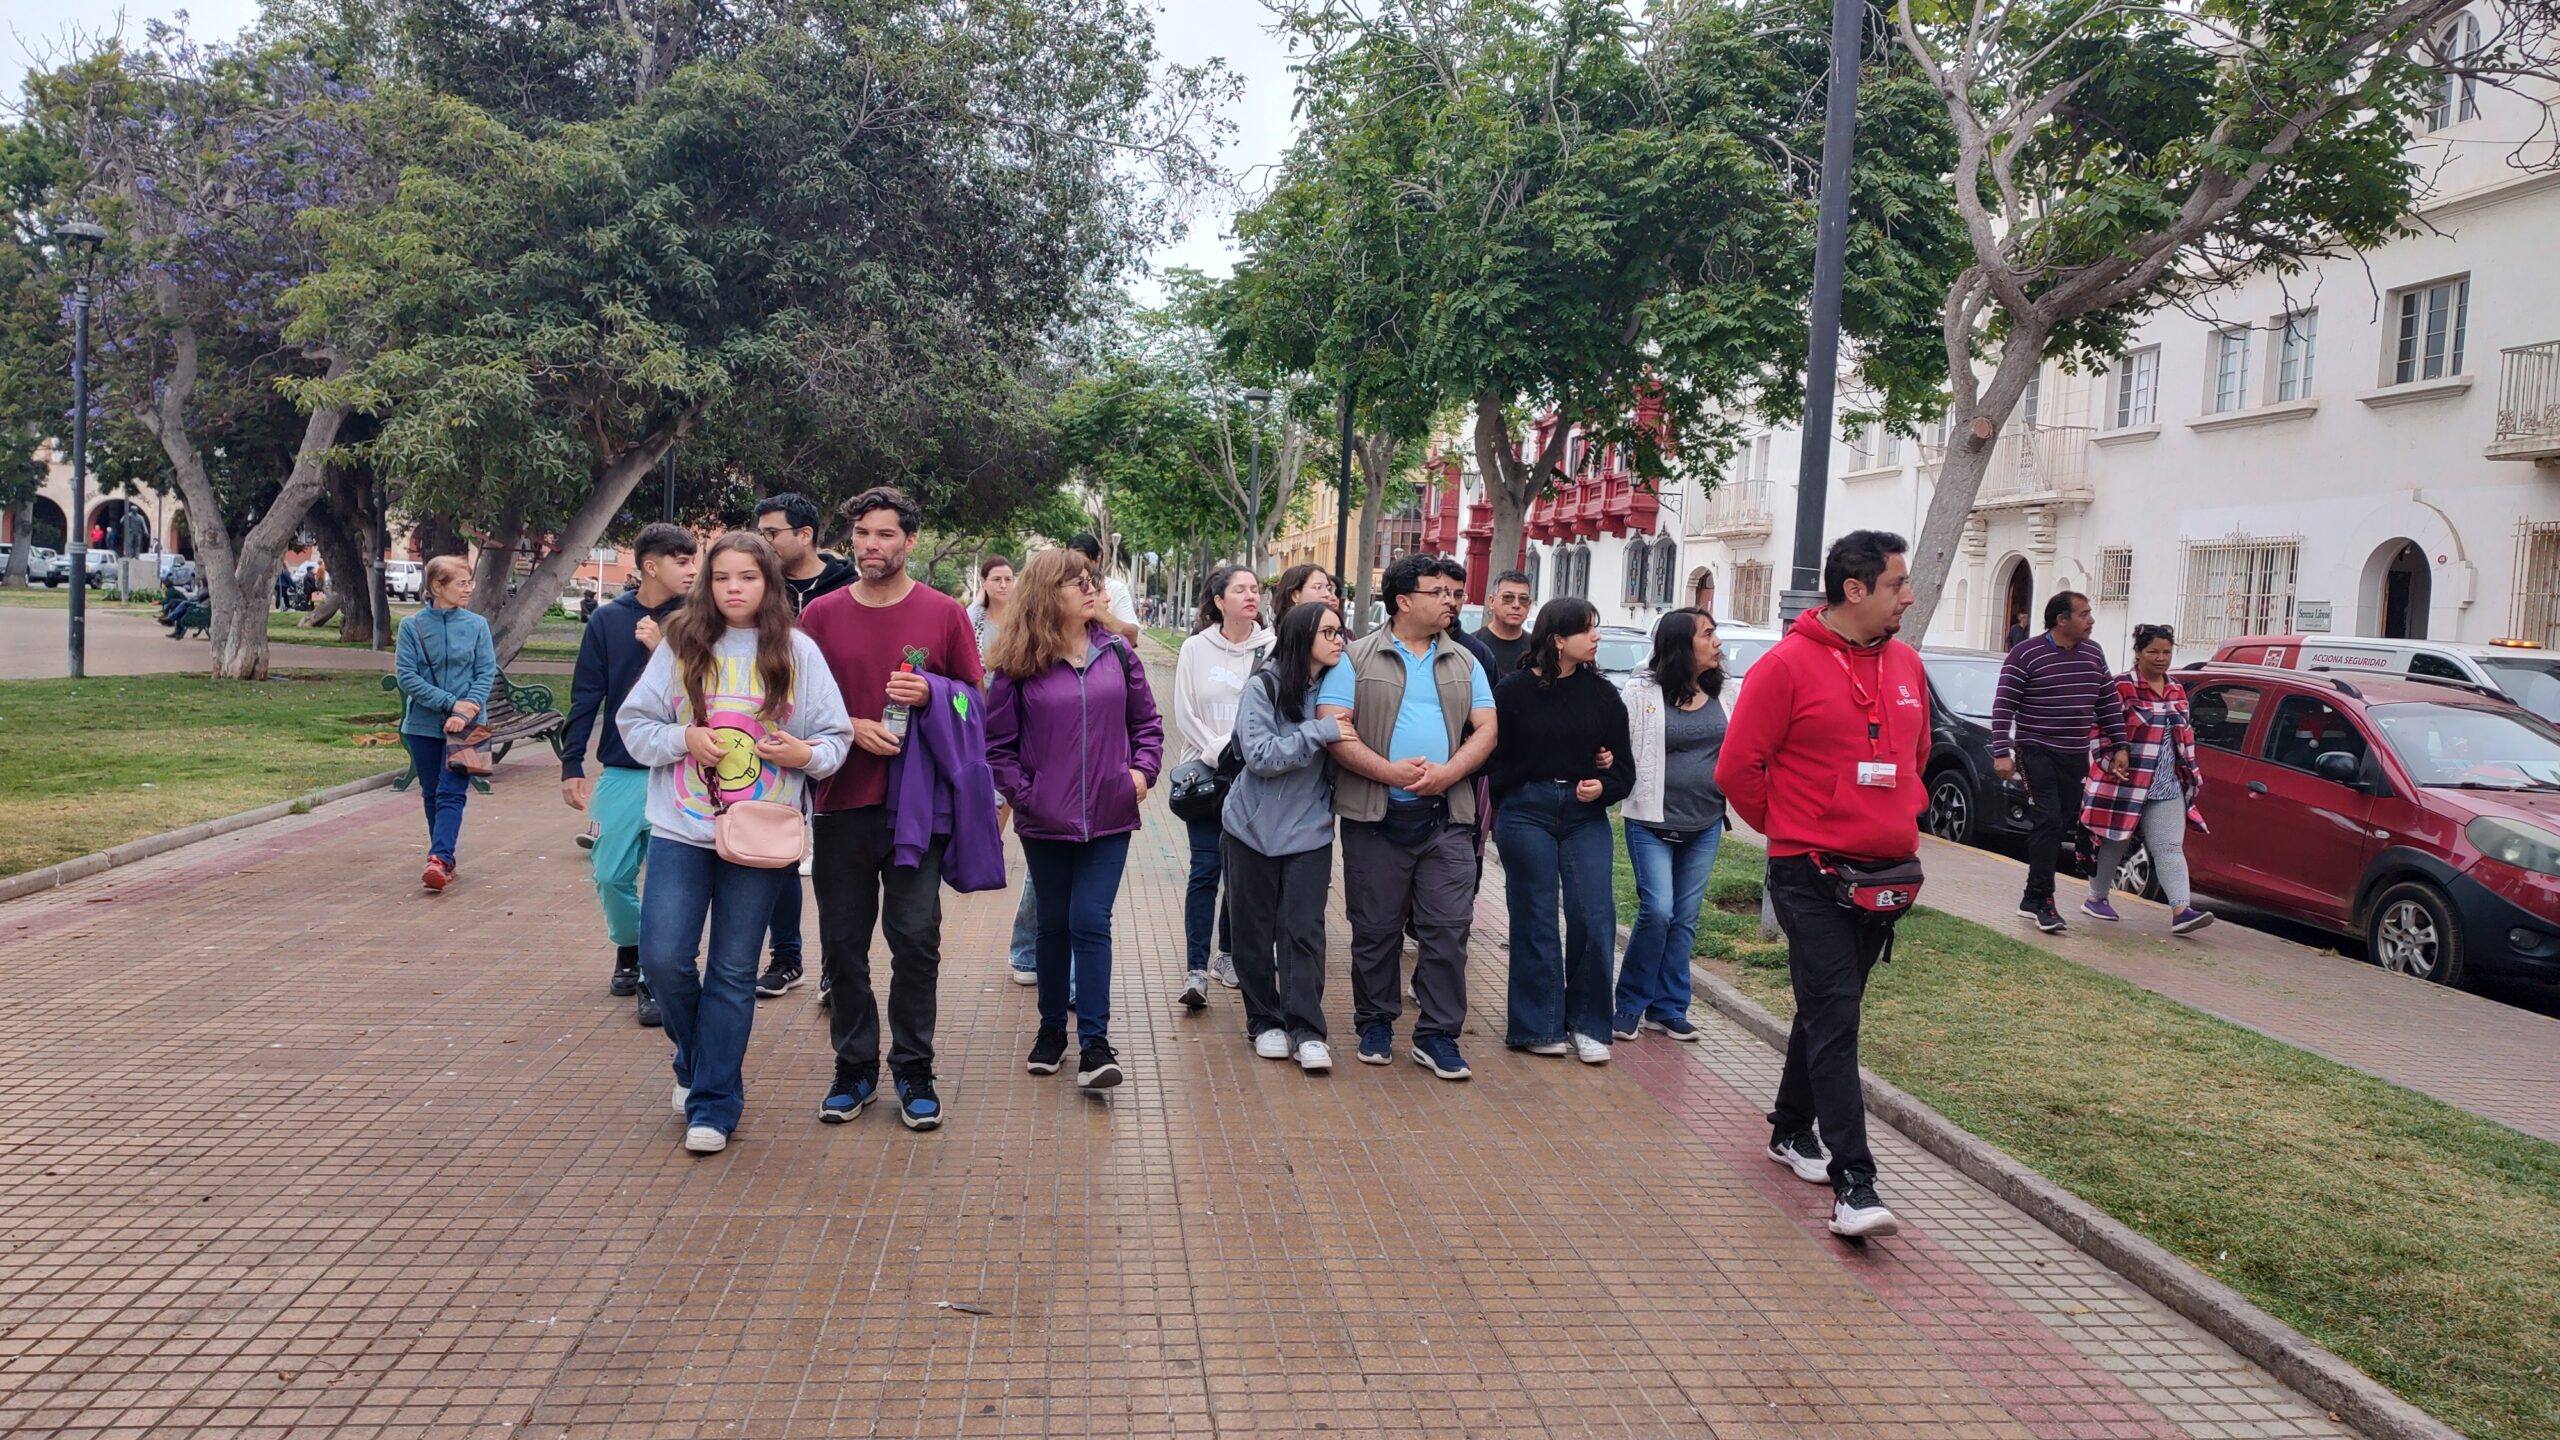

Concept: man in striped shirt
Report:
left=1991, top=591, right=2131, bottom=933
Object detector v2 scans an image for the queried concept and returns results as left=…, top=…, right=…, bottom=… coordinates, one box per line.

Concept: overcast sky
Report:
left=0, top=0, right=1301, bottom=293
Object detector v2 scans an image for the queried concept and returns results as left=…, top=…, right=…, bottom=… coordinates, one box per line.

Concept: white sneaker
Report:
left=1210, top=952, right=1241, bottom=988
left=683, top=1125, right=727, bottom=1154
left=1009, top=966, right=1037, bottom=986
left=1570, top=1032, right=1612, bottom=1065
left=1525, top=1040, right=1570, bottom=1057
left=672, top=1084, right=689, bottom=1116
left=1253, top=1028, right=1290, bottom=1060
left=1829, top=1187, right=1901, bottom=1238
left=1295, top=1040, right=1332, bottom=1072
left=798, top=819, right=815, bottom=876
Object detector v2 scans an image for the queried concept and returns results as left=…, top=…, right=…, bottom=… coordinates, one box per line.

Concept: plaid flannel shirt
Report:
left=2079, top=674, right=2201, bottom=843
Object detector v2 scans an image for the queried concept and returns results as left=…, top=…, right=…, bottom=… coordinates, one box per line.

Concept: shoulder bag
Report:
left=699, top=759, right=807, bottom=868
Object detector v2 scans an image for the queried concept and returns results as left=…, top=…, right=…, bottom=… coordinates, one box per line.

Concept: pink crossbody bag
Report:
left=697, top=761, right=807, bottom=869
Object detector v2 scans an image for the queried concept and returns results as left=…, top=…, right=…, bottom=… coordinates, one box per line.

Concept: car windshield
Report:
left=2477, top=656, right=2560, bottom=726
left=2369, top=702, right=2560, bottom=789
left=1924, top=656, right=2004, bottom=718
left=1596, top=632, right=1650, bottom=676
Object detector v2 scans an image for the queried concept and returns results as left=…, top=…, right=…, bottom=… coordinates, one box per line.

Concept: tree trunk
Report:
left=305, top=475, right=374, bottom=645
left=1471, top=390, right=1567, bottom=600
left=0, top=501, right=29, bottom=586
left=473, top=427, right=692, bottom=664
left=1900, top=335, right=2049, bottom=640
left=1352, top=442, right=1386, bottom=634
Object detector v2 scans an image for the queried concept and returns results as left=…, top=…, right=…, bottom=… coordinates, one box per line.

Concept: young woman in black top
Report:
left=1489, top=598, right=1634, bottom=1064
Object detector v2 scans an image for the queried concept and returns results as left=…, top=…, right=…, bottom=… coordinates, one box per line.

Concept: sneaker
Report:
left=896, top=1077, right=942, bottom=1131
left=421, top=859, right=451, bottom=892
left=610, top=946, right=641, bottom=997
left=576, top=820, right=598, bottom=851
left=817, top=975, right=832, bottom=1011
left=1830, top=1183, right=1901, bottom=1238
left=1209, top=952, right=1241, bottom=988
left=1009, top=966, right=1038, bottom=986
left=1253, top=1028, right=1290, bottom=1060
left=755, top=961, right=804, bottom=998
left=2081, top=897, right=2121, bottom=923
left=1570, top=1032, right=1612, bottom=1065
left=1179, top=972, right=1209, bottom=1012
left=2172, top=906, right=2217, bottom=935
left=635, top=989, right=663, bottom=1028
left=2031, top=902, right=2068, bottom=934
left=1768, top=1130, right=1830, bottom=1185
left=1411, top=1034, right=1471, bottom=1081
left=1523, top=1040, right=1570, bottom=1057
left=683, top=1125, right=727, bottom=1155
left=1075, top=1041, right=1124, bottom=1091
left=819, top=1072, right=877, bottom=1124
left=1641, top=1014, right=1700, bottom=1043
left=1611, top=1017, right=1641, bottom=1042
left=1356, top=1022, right=1394, bottom=1066
left=1026, top=1027, right=1070, bottom=1075
left=1295, top=1040, right=1333, bottom=1073
left=672, top=1084, right=689, bottom=1116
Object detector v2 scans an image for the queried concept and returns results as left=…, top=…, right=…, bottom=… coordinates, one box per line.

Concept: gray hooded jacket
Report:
left=1219, top=666, right=1343, bottom=859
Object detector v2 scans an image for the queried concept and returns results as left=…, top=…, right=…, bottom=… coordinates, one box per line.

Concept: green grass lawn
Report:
left=263, top=608, right=586, bottom=662
left=1607, top=821, right=2560, bottom=1439
left=0, top=672, right=406, bottom=878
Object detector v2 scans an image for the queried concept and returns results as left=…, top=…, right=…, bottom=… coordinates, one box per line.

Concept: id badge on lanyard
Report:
left=1835, top=650, right=1897, bottom=789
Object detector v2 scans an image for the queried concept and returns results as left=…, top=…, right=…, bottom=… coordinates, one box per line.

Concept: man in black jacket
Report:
left=561, top=523, right=699, bottom=1024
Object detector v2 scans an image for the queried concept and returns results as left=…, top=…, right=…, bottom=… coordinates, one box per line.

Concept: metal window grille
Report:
left=2178, top=537, right=2300, bottom=644
left=2099, top=547, right=2134, bottom=604
left=2277, top=311, right=2318, bottom=401
left=2514, top=520, right=2560, bottom=648
left=1652, top=537, right=1679, bottom=606
left=1623, top=539, right=1649, bottom=605
left=2394, top=278, right=2470, bottom=384
left=1525, top=548, right=1544, bottom=600
left=2212, top=328, right=2252, bottom=413
left=1733, top=560, right=1773, bottom=626
left=2113, top=349, right=2159, bottom=427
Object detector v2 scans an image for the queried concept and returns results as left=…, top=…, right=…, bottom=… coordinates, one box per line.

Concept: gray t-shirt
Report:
left=1657, top=696, right=1728, bottom=833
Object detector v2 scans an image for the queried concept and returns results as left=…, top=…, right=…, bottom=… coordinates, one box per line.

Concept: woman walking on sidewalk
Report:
left=1171, top=565, right=1272, bottom=1009
left=969, top=553, right=1015, bottom=666
left=1223, top=600, right=1352, bottom=1072
left=394, top=556, right=497, bottom=893
left=1489, top=598, right=1634, bottom=1064
left=618, top=532, right=851, bottom=1154
left=2082, top=624, right=2214, bottom=935
left=987, top=549, right=1165, bottom=1093
left=1615, top=608, right=1728, bottom=1042
left=1275, top=563, right=1338, bottom=615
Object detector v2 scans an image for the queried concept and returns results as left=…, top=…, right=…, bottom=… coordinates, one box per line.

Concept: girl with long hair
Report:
left=1170, top=565, right=1272, bottom=1008
left=1220, top=599, right=1352, bottom=1071
left=617, top=532, right=852, bottom=1154
left=969, top=553, right=1015, bottom=665
left=1487, top=598, right=1633, bottom=1064
left=1614, top=608, right=1729, bottom=1042
left=987, top=549, right=1165, bottom=1092
left=1275, top=563, right=1338, bottom=615
left=2082, top=624, right=2213, bottom=934
left=393, top=555, right=497, bottom=892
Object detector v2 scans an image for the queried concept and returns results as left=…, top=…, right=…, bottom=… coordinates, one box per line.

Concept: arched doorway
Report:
left=88, top=499, right=150, bottom=558
left=27, top=496, right=68, bottom=551
left=1688, top=565, right=1713, bottom=616
left=2358, top=539, right=2432, bottom=639
left=1997, top=556, right=2035, bottom=649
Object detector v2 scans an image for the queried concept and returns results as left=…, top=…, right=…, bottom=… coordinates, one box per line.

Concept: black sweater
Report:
left=1488, top=665, right=1635, bottom=805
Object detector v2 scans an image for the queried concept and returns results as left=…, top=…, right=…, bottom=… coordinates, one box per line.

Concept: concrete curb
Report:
left=0, top=769, right=405, bottom=906
left=1680, top=961, right=2456, bottom=1440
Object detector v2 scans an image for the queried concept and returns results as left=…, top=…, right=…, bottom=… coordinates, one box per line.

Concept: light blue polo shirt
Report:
left=1315, top=633, right=1495, bottom=802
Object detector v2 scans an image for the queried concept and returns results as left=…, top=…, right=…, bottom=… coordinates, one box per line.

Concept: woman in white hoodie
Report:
left=1614, top=608, right=1726, bottom=1043
left=1171, top=565, right=1273, bottom=1010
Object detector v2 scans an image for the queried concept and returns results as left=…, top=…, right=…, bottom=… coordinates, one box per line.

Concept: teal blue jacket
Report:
left=396, top=605, right=498, bottom=738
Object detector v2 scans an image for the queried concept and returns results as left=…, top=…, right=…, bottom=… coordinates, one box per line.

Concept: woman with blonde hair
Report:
left=987, top=548, right=1164, bottom=1092
left=394, top=555, right=497, bottom=892
left=618, top=532, right=852, bottom=1154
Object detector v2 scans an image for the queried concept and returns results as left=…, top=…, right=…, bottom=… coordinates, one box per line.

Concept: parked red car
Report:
left=2164, top=663, right=2560, bottom=987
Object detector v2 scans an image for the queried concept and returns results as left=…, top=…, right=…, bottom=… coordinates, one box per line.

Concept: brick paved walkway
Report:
left=2, top=659, right=2354, bottom=1436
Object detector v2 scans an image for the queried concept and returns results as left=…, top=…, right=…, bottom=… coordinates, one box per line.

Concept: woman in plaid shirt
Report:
left=2081, top=624, right=2216, bottom=935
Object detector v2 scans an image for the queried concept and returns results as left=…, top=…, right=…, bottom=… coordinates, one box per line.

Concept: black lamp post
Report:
left=1778, top=0, right=1867, bottom=626
left=60, top=220, right=107, bottom=679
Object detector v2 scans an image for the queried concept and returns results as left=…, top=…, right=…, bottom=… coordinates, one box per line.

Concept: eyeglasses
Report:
left=1060, top=576, right=1098, bottom=594
left=754, top=525, right=797, bottom=541
left=1316, top=625, right=1346, bottom=639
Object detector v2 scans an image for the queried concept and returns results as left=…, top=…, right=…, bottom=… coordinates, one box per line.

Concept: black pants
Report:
left=1765, top=854, right=1892, bottom=1192
left=812, top=807, right=945, bottom=1082
left=1223, top=835, right=1332, bottom=1046
left=2019, top=744, right=2085, bottom=906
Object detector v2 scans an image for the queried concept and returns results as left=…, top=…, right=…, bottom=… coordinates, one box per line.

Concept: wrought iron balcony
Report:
left=2490, top=340, right=2560, bottom=462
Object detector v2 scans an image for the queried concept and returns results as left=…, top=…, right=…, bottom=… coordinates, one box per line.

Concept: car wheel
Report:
left=1925, top=770, right=1975, bottom=845
left=2114, top=840, right=2161, bottom=901
left=2366, top=880, right=2468, bottom=988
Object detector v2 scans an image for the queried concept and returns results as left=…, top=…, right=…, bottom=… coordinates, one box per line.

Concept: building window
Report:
left=2210, top=327, right=2253, bottom=413
left=1525, top=548, right=1544, bottom=600
left=1566, top=431, right=1588, bottom=477
left=2276, top=310, right=2318, bottom=402
left=2112, top=348, right=2160, bottom=428
left=1622, top=539, right=1649, bottom=606
left=2179, top=537, right=2300, bottom=645
left=1848, top=420, right=1896, bottom=470
left=1733, top=560, right=1773, bottom=626
left=1651, top=536, right=1679, bottom=606
left=2514, top=520, right=2560, bottom=649
left=1571, top=544, right=1591, bottom=599
left=2021, top=371, right=2043, bottom=428
left=2392, top=277, right=2469, bottom=384
left=2427, top=12, right=2482, bottom=132
left=2098, top=546, right=2134, bottom=604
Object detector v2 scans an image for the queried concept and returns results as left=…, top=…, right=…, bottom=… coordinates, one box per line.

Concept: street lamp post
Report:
left=61, top=220, right=108, bottom=679
left=1242, top=387, right=1272, bottom=570
left=1778, top=0, right=1867, bottom=627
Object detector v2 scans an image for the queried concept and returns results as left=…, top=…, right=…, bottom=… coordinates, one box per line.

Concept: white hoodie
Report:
left=1171, top=623, right=1276, bottom=767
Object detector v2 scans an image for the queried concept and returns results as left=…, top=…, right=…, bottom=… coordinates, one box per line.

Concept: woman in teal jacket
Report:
left=395, top=555, right=498, bottom=891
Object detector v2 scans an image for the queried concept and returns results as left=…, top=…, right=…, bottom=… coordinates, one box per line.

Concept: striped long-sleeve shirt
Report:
left=1990, top=634, right=2129, bottom=757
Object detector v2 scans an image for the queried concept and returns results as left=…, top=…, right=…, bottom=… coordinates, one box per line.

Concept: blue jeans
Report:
left=1493, top=782, right=1617, bottom=1046
left=639, top=835, right=792, bottom=1135
left=1617, top=819, right=1724, bottom=1027
left=1009, top=875, right=1038, bottom=973
left=403, top=734, right=469, bottom=866
left=1184, top=816, right=1232, bottom=972
left=1021, top=834, right=1131, bottom=1044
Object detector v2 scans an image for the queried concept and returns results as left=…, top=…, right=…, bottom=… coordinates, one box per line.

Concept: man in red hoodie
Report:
left=1716, top=530, right=1928, bottom=1239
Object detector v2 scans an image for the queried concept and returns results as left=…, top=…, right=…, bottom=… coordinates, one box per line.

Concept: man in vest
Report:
left=1318, top=554, right=1498, bottom=1080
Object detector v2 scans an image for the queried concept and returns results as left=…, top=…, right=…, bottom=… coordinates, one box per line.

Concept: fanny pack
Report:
left=1812, top=852, right=1924, bottom=919
left=1375, top=796, right=1448, bottom=848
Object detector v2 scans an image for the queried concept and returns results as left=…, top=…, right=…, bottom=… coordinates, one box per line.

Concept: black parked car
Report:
left=1918, top=647, right=2112, bottom=884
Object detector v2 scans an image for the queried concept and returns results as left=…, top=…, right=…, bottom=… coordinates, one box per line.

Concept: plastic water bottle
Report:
left=881, top=646, right=928, bottom=746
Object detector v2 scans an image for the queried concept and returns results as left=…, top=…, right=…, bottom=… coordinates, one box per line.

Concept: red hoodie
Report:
left=1716, top=606, right=1929, bottom=860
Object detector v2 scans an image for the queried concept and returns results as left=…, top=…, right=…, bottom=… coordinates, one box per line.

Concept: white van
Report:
left=2209, top=633, right=2560, bottom=724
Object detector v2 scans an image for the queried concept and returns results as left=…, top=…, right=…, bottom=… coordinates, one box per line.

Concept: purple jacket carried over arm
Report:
left=888, top=673, right=1006, bottom=892
left=986, top=626, right=1165, bottom=843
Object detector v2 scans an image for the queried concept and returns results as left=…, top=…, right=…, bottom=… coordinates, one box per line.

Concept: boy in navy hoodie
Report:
left=561, top=524, right=700, bottom=1024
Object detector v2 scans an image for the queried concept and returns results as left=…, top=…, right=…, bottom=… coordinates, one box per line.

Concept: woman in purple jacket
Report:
left=986, top=549, right=1166, bottom=1092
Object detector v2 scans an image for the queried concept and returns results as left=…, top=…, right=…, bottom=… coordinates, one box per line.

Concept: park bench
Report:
left=167, top=600, right=211, bottom=638
left=381, top=671, right=567, bottom=794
